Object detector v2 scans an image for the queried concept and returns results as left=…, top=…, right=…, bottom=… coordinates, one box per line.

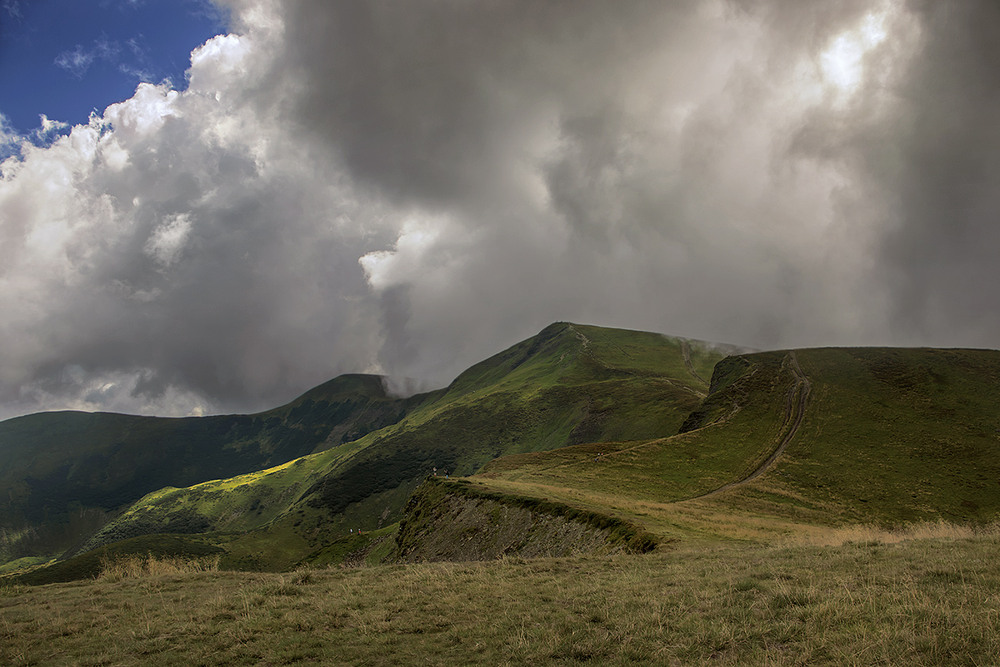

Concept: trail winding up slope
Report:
left=697, top=351, right=811, bottom=499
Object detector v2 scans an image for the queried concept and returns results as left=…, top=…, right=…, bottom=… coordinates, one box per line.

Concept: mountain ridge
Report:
left=63, top=322, right=723, bottom=571
left=5, top=322, right=1000, bottom=580
left=0, top=372, right=439, bottom=563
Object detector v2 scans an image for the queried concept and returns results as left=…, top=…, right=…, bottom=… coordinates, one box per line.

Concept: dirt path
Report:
left=567, top=324, right=591, bottom=350
left=680, top=340, right=708, bottom=386
left=694, top=351, right=811, bottom=500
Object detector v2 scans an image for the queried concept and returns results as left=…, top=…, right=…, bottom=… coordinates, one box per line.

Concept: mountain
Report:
left=0, top=374, right=438, bottom=563
left=0, top=322, right=729, bottom=572
left=67, top=323, right=727, bottom=571
left=6, top=322, right=1000, bottom=583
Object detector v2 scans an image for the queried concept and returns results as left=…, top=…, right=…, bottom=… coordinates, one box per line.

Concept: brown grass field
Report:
left=3, top=524, right=1000, bottom=665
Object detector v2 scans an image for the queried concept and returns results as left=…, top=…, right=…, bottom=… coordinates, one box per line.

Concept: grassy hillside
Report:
left=0, top=374, right=437, bottom=563
left=470, top=347, right=1000, bottom=541
left=12, top=321, right=999, bottom=578
left=66, top=323, right=730, bottom=570
left=6, top=326, right=1000, bottom=664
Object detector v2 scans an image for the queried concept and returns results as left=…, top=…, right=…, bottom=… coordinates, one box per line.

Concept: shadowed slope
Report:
left=0, top=374, right=438, bottom=562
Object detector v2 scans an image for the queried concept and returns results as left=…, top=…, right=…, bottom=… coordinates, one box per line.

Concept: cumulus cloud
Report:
left=0, top=0, right=998, bottom=420
left=143, top=212, right=193, bottom=266
left=274, top=0, right=914, bottom=375
left=0, top=11, right=391, bottom=419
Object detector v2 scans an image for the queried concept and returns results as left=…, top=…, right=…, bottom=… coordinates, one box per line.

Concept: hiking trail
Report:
left=694, top=351, right=811, bottom=500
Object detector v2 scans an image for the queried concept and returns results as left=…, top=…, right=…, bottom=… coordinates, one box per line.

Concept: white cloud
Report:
left=101, top=82, right=180, bottom=137
left=359, top=216, right=451, bottom=292
left=0, top=113, right=21, bottom=157
left=0, top=2, right=389, bottom=419
left=27, top=115, right=71, bottom=146
left=54, top=45, right=97, bottom=77
left=144, top=213, right=194, bottom=266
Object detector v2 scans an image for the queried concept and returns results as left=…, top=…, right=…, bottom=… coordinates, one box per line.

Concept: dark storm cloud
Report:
left=867, top=1, right=1000, bottom=345
left=274, top=0, right=919, bottom=378
left=276, top=0, right=699, bottom=208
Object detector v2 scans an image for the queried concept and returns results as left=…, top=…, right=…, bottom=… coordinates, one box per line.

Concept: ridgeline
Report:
left=3, top=323, right=1000, bottom=582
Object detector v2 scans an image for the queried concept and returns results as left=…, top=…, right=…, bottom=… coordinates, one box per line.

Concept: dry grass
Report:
left=3, top=532, right=1000, bottom=665
left=786, top=519, right=1000, bottom=547
left=97, top=554, right=221, bottom=582
left=462, top=476, right=832, bottom=543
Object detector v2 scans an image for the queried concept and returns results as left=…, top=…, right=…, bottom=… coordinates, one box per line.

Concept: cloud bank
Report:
left=1, top=0, right=997, bottom=419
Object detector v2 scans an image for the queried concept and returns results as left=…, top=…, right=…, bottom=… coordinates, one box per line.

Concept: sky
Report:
left=0, top=0, right=998, bottom=421
left=0, top=0, right=226, bottom=135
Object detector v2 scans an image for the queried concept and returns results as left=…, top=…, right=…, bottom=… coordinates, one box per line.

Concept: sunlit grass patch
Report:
left=787, top=518, right=1000, bottom=547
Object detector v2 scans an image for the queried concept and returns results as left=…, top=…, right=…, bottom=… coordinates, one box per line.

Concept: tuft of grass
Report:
left=97, top=553, right=220, bottom=582
left=9, top=534, right=225, bottom=585
left=787, top=519, right=1000, bottom=547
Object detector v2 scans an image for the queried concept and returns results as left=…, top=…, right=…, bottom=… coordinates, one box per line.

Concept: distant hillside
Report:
left=67, top=323, right=729, bottom=571
left=0, top=374, right=438, bottom=563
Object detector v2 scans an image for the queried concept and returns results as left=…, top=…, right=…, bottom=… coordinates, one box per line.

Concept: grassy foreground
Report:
left=3, top=528, right=1000, bottom=665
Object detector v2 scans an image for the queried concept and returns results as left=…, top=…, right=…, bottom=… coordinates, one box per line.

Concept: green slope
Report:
left=0, top=374, right=438, bottom=563
left=468, top=346, right=1000, bottom=541
left=75, top=323, right=731, bottom=569
left=731, top=348, right=1000, bottom=524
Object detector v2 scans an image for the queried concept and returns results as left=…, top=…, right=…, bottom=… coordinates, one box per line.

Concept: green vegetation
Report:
left=5, top=323, right=1000, bottom=599
left=4, top=529, right=1000, bottom=665
left=471, top=346, right=1000, bottom=543
left=0, top=374, right=437, bottom=562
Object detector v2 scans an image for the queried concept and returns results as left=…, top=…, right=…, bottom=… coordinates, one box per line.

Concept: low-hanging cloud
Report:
left=0, top=0, right=997, bottom=420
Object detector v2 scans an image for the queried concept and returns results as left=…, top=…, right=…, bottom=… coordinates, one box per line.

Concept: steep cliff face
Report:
left=394, top=478, right=657, bottom=562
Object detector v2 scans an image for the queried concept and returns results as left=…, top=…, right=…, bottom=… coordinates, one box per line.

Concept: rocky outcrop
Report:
left=395, top=478, right=657, bottom=562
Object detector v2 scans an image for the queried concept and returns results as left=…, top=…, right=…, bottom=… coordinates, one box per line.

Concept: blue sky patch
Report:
left=0, top=0, right=226, bottom=135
